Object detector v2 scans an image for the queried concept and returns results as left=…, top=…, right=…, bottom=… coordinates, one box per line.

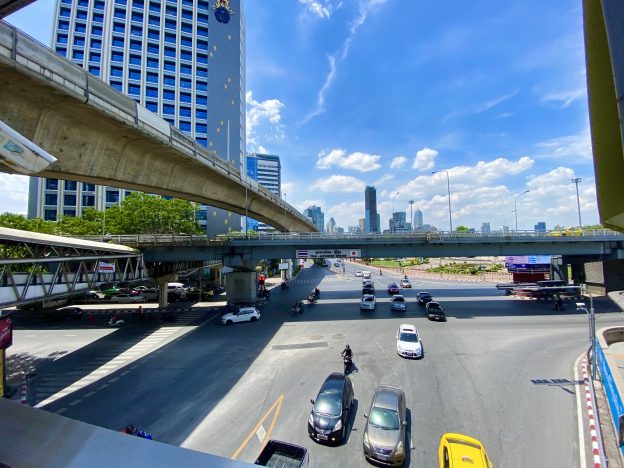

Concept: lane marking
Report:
left=231, top=394, right=284, bottom=460
left=575, top=353, right=586, bottom=468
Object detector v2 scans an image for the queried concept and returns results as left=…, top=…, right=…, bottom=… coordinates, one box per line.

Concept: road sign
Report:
left=296, top=249, right=360, bottom=259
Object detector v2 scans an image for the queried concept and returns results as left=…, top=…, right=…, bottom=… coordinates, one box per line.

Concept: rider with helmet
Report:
left=342, top=344, right=353, bottom=360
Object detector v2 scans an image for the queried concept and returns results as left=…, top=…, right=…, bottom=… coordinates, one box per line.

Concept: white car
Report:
left=399, top=279, right=412, bottom=288
left=390, top=295, right=407, bottom=311
left=355, top=271, right=363, bottom=277
left=396, top=324, right=423, bottom=359
left=108, top=293, right=147, bottom=304
left=362, top=271, right=372, bottom=280
left=360, top=294, right=376, bottom=310
left=221, top=306, right=261, bottom=325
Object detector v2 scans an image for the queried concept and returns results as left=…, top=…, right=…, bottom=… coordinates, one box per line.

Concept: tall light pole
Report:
left=572, top=177, right=583, bottom=228
left=392, top=192, right=400, bottom=232
left=432, top=170, right=452, bottom=232
left=513, top=190, right=529, bottom=231
left=408, top=200, right=414, bottom=232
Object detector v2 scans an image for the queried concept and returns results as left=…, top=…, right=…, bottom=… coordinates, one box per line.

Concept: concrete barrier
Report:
left=597, top=326, right=624, bottom=456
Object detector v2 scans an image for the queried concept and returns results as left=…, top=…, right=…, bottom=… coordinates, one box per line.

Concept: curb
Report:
left=582, top=358, right=603, bottom=468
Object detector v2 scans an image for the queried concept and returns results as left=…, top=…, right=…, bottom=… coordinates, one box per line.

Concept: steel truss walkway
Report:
left=0, top=227, right=143, bottom=308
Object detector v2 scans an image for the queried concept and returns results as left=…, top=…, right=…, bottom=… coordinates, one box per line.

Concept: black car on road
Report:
left=417, top=291, right=433, bottom=305
left=308, top=373, right=354, bottom=445
left=426, top=301, right=446, bottom=321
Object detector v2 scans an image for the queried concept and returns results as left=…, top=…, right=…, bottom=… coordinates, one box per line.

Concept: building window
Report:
left=148, top=1, right=159, bottom=12
left=179, top=121, right=191, bottom=132
left=59, top=7, right=71, bottom=17
left=113, top=22, right=125, bottom=33
left=164, top=47, right=176, bottom=58
left=77, top=0, right=87, bottom=5
left=131, top=11, right=143, bottom=22
left=90, top=51, right=101, bottom=61
left=94, top=0, right=105, bottom=9
left=45, top=193, right=58, bottom=205
left=57, top=34, right=68, bottom=44
left=165, top=5, right=177, bottom=16
left=133, top=0, right=144, bottom=8
left=64, top=194, right=77, bottom=206
left=92, top=25, right=103, bottom=36
left=181, top=9, right=192, bottom=19
left=58, top=21, right=70, bottom=31
left=180, top=50, right=192, bottom=62
left=116, top=0, right=127, bottom=4
left=129, top=54, right=141, bottom=65
left=197, top=67, right=207, bottom=78
left=72, top=50, right=84, bottom=60
left=146, top=57, right=158, bottom=68
left=164, top=117, right=175, bottom=125
left=131, top=25, right=142, bottom=36
left=181, top=37, right=192, bottom=48
left=111, top=81, right=123, bottom=91
left=82, top=194, right=95, bottom=206
left=197, top=40, right=208, bottom=50
left=163, top=90, right=175, bottom=101
left=148, top=29, right=159, bottom=40
left=163, top=104, right=175, bottom=115
left=56, top=48, right=67, bottom=57
left=106, top=191, right=120, bottom=203
left=75, top=23, right=86, bottom=33
left=130, top=40, right=141, bottom=50
left=179, top=107, right=191, bottom=117
left=88, top=65, right=100, bottom=75
left=197, top=13, right=209, bottom=24
left=44, top=210, right=57, bottom=221
left=146, top=101, right=158, bottom=112
left=114, top=9, right=126, bottom=19
left=63, top=209, right=76, bottom=217
left=73, top=37, right=85, bottom=46
left=61, top=0, right=71, bottom=4
left=112, top=36, right=124, bottom=48
left=128, top=84, right=140, bottom=95
left=197, top=54, right=208, bottom=64
left=180, top=93, right=191, bottom=103
left=181, top=22, right=192, bottom=33
left=197, top=26, right=208, bottom=37
left=147, top=43, right=159, bottom=54
left=196, top=82, right=207, bottom=92
left=182, top=0, right=193, bottom=6
left=76, top=10, right=87, bottom=20
left=46, top=179, right=59, bottom=190
left=163, top=75, right=175, bottom=86
left=196, top=123, right=207, bottom=133
left=196, top=96, right=207, bottom=106
left=111, top=51, right=123, bottom=62
left=91, top=39, right=102, bottom=49
left=197, top=0, right=209, bottom=11
left=146, top=87, right=158, bottom=98
left=110, top=66, right=123, bottom=77
left=148, top=15, right=159, bottom=25
left=196, top=137, right=207, bottom=147
left=92, top=12, right=104, bottom=23
left=180, top=78, right=192, bottom=89
left=146, top=72, right=158, bottom=83
left=180, top=64, right=192, bottom=75
left=129, top=69, right=141, bottom=80
left=163, top=61, right=175, bottom=71
left=164, top=32, right=176, bottom=43
left=82, top=183, right=95, bottom=191
left=196, top=109, right=207, bottom=119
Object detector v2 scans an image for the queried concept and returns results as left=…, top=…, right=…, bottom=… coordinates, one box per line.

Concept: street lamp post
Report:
left=432, top=170, right=452, bottom=233
left=572, top=177, right=583, bottom=228
left=391, top=192, right=400, bottom=232
left=513, top=190, right=530, bottom=231
left=408, top=200, right=414, bottom=232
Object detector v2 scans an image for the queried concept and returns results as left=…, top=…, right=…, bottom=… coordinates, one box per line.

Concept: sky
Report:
left=4, top=0, right=599, bottom=232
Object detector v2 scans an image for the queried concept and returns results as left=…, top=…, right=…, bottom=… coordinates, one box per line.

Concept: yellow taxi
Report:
left=438, top=433, right=493, bottom=468
left=548, top=228, right=584, bottom=237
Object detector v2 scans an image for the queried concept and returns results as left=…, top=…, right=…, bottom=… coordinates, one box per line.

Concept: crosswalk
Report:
left=34, top=308, right=218, bottom=410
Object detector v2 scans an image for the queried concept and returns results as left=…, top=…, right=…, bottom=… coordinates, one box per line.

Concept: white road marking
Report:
left=256, top=424, right=267, bottom=443
left=55, top=408, right=67, bottom=414
left=83, top=391, right=96, bottom=398
left=574, top=353, right=586, bottom=468
left=68, top=399, right=82, bottom=406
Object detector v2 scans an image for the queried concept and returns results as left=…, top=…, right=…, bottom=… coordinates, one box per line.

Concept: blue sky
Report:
left=4, top=0, right=598, bottom=231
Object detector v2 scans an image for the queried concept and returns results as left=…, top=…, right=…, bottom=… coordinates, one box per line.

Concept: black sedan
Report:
left=426, top=301, right=446, bottom=321
left=308, top=373, right=354, bottom=444
left=417, top=292, right=433, bottom=305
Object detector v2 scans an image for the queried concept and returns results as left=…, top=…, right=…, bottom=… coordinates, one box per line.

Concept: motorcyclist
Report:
left=125, top=424, right=136, bottom=435
left=341, top=344, right=353, bottom=360
left=379, top=269, right=383, bottom=276
left=404, top=274, right=408, bottom=280
left=314, top=287, right=320, bottom=297
left=281, top=281, right=289, bottom=290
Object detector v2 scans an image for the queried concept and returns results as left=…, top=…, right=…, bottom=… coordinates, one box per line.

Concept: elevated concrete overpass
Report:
left=0, top=21, right=316, bottom=233
left=0, top=0, right=34, bottom=19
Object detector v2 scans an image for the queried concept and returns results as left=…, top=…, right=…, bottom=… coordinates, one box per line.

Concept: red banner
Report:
left=0, top=314, right=13, bottom=349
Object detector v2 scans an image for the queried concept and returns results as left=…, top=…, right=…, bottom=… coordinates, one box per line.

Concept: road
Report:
left=7, top=260, right=621, bottom=467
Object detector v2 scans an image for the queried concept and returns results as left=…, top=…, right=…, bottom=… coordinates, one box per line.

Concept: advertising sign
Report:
left=296, top=249, right=361, bottom=259
left=278, top=262, right=290, bottom=270
left=505, top=255, right=551, bottom=272
left=98, top=262, right=115, bottom=273
left=0, top=314, right=13, bottom=350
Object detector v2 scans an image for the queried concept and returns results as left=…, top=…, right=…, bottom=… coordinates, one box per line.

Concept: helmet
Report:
left=345, top=344, right=350, bottom=349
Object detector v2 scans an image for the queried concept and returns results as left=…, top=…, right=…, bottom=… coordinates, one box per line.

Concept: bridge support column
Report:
left=281, top=259, right=292, bottom=280
left=155, top=274, right=177, bottom=308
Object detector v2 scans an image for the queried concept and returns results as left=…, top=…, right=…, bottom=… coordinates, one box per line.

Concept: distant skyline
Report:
left=3, top=0, right=601, bottom=231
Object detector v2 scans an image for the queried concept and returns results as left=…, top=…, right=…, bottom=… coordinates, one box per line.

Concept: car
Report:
left=308, top=373, right=354, bottom=444
left=140, top=288, right=159, bottom=301
left=360, top=294, right=376, bottom=310
left=334, top=262, right=340, bottom=267
left=362, top=283, right=375, bottom=295
left=426, top=302, right=446, bottom=321
left=438, top=433, right=493, bottom=468
left=108, top=293, right=147, bottom=304
left=390, top=295, right=406, bottom=312
left=362, top=271, right=372, bottom=280
left=399, top=279, right=412, bottom=288
left=363, top=385, right=407, bottom=466
left=417, top=291, right=433, bottom=305
left=395, top=324, right=422, bottom=358
left=387, top=283, right=400, bottom=295
left=221, top=306, right=261, bottom=325
left=355, top=271, right=363, bottom=277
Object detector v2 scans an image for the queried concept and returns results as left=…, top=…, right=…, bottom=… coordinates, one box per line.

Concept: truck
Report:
left=254, top=440, right=309, bottom=468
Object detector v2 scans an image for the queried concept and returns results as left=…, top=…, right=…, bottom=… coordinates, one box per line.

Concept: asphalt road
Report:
left=7, top=261, right=622, bottom=467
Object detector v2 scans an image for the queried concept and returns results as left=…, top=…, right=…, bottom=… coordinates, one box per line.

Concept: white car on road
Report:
left=360, top=294, right=376, bottom=311
left=108, top=293, right=147, bottom=304
left=396, top=324, right=423, bottom=359
left=221, top=307, right=261, bottom=325
left=355, top=271, right=363, bottom=277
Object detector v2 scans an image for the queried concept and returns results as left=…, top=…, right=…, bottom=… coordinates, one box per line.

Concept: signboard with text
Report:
left=296, top=249, right=361, bottom=259
left=505, top=255, right=552, bottom=273
left=98, top=262, right=115, bottom=273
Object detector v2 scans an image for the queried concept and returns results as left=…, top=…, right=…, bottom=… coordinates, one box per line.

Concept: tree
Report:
left=455, top=226, right=469, bottom=232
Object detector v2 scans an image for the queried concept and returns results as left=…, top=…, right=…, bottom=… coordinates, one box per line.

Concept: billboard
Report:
left=98, top=262, right=115, bottom=273
left=506, top=255, right=552, bottom=272
left=0, top=314, right=13, bottom=349
left=296, top=249, right=361, bottom=259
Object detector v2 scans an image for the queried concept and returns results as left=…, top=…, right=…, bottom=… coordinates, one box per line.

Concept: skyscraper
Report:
left=245, top=152, right=280, bottom=232
left=326, top=217, right=336, bottom=233
left=303, top=205, right=324, bottom=232
left=413, top=209, right=423, bottom=229
left=29, top=0, right=245, bottom=236
left=481, top=222, right=491, bottom=234
left=364, top=186, right=378, bottom=233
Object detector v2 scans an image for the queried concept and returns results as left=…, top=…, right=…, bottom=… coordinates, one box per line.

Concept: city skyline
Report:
left=3, top=0, right=602, bottom=232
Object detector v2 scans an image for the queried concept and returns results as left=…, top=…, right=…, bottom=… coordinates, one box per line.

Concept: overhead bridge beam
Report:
left=0, top=21, right=316, bottom=233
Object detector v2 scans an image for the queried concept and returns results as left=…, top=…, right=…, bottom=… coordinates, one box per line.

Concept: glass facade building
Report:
left=364, top=185, right=379, bottom=233
left=28, top=0, right=246, bottom=236
left=245, top=152, right=280, bottom=232
left=303, top=205, right=324, bottom=233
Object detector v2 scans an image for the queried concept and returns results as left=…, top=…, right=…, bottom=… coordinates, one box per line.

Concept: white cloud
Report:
left=373, top=174, right=394, bottom=186
left=303, top=0, right=390, bottom=122
left=412, top=148, right=438, bottom=171
left=541, top=87, right=586, bottom=108
left=246, top=91, right=285, bottom=151
left=442, top=91, right=517, bottom=122
left=326, top=200, right=365, bottom=227
left=281, top=181, right=295, bottom=198
left=298, top=0, right=332, bottom=18
left=258, top=145, right=268, bottom=154
left=311, top=175, right=366, bottom=192
left=390, top=156, right=407, bottom=169
left=534, top=128, right=592, bottom=162
left=0, top=174, right=29, bottom=214
left=316, top=148, right=381, bottom=172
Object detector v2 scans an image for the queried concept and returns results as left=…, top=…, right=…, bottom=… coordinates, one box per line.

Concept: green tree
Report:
left=455, top=226, right=469, bottom=232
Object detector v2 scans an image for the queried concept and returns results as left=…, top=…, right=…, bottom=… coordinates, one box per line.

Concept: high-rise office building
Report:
left=364, top=185, right=379, bottom=233
left=245, top=152, right=280, bottom=232
left=357, top=218, right=365, bottom=232
left=413, top=209, right=423, bottom=229
left=303, top=205, right=324, bottom=232
left=389, top=212, right=407, bottom=232
left=28, top=0, right=245, bottom=236
left=534, top=221, right=546, bottom=233
left=481, top=222, right=490, bottom=234
left=326, top=217, right=336, bottom=233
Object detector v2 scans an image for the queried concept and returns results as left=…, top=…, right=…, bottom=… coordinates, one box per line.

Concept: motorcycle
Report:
left=343, top=355, right=353, bottom=374
left=291, top=301, right=304, bottom=315
left=307, top=295, right=317, bottom=304
left=312, top=289, right=320, bottom=298
left=281, top=282, right=289, bottom=290
left=124, top=425, right=153, bottom=440
left=108, top=317, right=125, bottom=326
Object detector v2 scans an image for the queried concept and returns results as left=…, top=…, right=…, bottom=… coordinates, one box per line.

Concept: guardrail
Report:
left=0, top=20, right=312, bottom=229
left=75, top=229, right=624, bottom=246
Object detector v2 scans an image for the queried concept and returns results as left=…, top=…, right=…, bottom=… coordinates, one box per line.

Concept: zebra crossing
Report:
left=34, top=308, right=219, bottom=410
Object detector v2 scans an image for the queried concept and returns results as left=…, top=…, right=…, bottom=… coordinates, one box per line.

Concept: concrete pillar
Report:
left=155, top=274, right=177, bottom=308
left=550, top=257, right=568, bottom=282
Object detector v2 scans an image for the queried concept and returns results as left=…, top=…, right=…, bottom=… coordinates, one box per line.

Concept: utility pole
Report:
left=432, top=170, right=452, bottom=232
left=514, top=190, right=529, bottom=231
left=409, top=200, right=414, bottom=232
left=572, top=177, right=582, bottom=228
